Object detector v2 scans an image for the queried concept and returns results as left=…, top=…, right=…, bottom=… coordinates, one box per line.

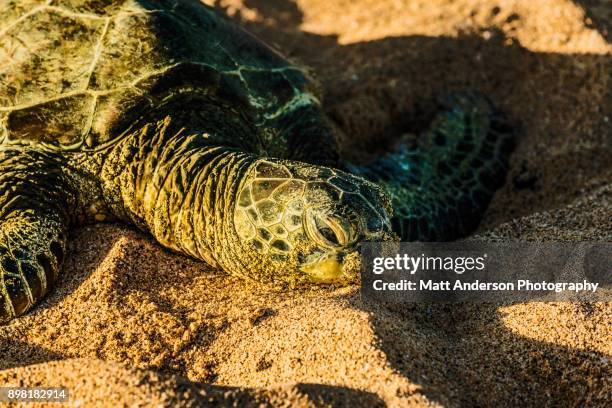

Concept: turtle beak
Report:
left=300, top=251, right=360, bottom=284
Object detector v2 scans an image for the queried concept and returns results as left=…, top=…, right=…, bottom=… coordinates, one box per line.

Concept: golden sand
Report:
left=1, top=0, right=610, bottom=406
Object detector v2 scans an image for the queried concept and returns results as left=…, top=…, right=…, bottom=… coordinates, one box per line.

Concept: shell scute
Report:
left=0, top=0, right=317, bottom=151
left=0, top=10, right=103, bottom=107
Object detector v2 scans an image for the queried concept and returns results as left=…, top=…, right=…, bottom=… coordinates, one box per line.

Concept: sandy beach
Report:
left=0, top=0, right=610, bottom=406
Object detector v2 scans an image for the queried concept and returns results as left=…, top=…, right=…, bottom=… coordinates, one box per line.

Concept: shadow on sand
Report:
left=222, top=0, right=611, bottom=227
left=0, top=1, right=609, bottom=406
left=222, top=1, right=611, bottom=406
left=0, top=339, right=65, bottom=371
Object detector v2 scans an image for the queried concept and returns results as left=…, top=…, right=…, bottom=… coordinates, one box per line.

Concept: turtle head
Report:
left=232, top=159, right=393, bottom=285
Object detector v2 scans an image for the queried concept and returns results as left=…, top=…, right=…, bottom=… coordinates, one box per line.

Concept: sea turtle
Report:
left=0, top=0, right=513, bottom=323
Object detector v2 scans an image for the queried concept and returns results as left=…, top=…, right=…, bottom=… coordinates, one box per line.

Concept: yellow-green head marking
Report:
left=233, top=160, right=392, bottom=285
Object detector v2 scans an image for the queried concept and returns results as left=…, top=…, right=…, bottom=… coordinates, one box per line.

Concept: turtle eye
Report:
left=305, top=209, right=353, bottom=249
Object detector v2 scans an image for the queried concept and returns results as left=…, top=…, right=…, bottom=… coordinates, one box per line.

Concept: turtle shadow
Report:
left=184, top=382, right=385, bottom=407
left=286, top=383, right=385, bottom=407
left=348, top=299, right=611, bottom=407
left=219, top=1, right=611, bottom=406
left=215, top=0, right=611, bottom=227
left=0, top=339, right=65, bottom=371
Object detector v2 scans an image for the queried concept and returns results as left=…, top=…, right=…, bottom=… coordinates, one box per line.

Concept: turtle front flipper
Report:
left=0, top=148, right=72, bottom=323
left=347, top=92, right=515, bottom=241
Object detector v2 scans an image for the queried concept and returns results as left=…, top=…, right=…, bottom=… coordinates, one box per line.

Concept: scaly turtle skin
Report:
left=0, top=0, right=513, bottom=323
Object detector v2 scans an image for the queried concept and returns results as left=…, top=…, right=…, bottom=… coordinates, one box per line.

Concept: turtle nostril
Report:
left=366, top=218, right=381, bottom=232
left=366, top=216, right=388, bottom=234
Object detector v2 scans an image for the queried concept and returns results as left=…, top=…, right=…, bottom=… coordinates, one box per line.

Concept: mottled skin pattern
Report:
left=0, top=0, right=512, bottom=323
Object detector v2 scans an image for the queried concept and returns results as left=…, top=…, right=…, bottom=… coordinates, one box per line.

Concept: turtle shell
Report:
left=0, top=0, right=318, bottom=151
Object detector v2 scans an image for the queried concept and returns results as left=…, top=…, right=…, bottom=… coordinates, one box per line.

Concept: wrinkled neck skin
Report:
left=93, top=112, right=263, bottom=274
left=80, top=104, right=390, bottom=286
